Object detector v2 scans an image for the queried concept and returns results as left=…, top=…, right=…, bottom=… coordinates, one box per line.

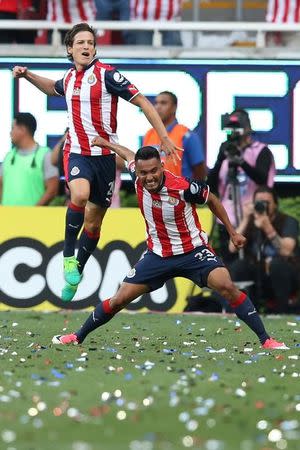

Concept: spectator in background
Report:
left=143, top=91, right=206, bottom=181
left=0, top=0, right=42, bottom=43
left=207, top=109, right=275, bottom=263
left=228, top=186, right=300, bottom=313
left=0, top=113, right=59, bottom=206
left=266, top=0, right=300, bottom=23
left=266, top=0, right=300, bottom=46
left=47, top=0, right=96, bottom=22
left=46, top=0, right=96, bottom=42
left=94, top=0, right=131, bottom=44
left=129, top=0, right=182, bottom=46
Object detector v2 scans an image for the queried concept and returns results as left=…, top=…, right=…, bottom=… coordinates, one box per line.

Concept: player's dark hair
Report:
left=159, top=91, right=178, bottom=106
left=254, top=185, right=278, bottom=205
left=64, top=23, right=97, bottom=61
left=135, top=146, right=161, bottom=162
left=14, top=112, right=37, bottom=137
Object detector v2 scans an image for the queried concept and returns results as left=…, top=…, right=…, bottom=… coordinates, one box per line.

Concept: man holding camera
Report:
left=207, top=109, right=275, bottom=263
left=228, top=186, right=300, bottom=313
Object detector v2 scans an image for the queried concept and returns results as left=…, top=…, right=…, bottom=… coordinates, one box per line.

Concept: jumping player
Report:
left=12, top=23, right=181, bottom=302
left=53, top=136, right=288, bottom=350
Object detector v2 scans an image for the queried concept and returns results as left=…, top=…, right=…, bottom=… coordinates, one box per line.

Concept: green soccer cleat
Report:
left=61, top=279, right=81, bottom=302
left=63, top=256, right=81, bottom=285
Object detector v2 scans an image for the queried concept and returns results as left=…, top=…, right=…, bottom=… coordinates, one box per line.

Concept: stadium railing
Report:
left=0, top=20, right=300, bottom=58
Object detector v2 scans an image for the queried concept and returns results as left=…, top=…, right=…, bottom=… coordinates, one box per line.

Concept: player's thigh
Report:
left=207, top=267, right=234, bottom=292
left=66, top=154, right=93, bottom=203
left=84, top=201, right=108, bottom=230
left=179, top=246, right=224, bottom=287
left=123, top=251, right=173, bottom=291
left=90, top=155, right=116, bottom=207
left=68, top=177, right=90, bottom=203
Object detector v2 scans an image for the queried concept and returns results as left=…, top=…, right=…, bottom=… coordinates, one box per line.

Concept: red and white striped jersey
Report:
left=129, top=162, right=209, bottom=257
left=266, top=0, right=300, bottom=22
left=46, top=0, right=96, bottom=23
left=55, top=59, right=140, bottom=156
left=130, top=0, right=182, bottom=21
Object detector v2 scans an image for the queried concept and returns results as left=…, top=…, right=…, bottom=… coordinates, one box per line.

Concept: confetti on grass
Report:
left=0, top=312, right=299, bottom=449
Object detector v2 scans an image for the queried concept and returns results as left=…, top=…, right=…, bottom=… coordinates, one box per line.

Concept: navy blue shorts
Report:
left=124, top=245, right=225, bottom=291
left=66, top=153, right=116, bottom=207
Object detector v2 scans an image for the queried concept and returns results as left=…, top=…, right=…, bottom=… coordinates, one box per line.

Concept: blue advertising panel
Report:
left=1, top=57, right=300, bottom=182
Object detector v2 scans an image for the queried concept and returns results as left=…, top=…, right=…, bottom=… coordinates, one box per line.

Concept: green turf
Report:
left=0, top=311, right=299, bottom=450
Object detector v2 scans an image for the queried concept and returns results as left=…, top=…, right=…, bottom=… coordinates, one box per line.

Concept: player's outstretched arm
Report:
left=131, top=94, right=183, bottom=161
left=12, top=66, right=57, bottom=96
left=207, top=192, right=246, bottom=249
left=91, top=136, right=135, bottom=163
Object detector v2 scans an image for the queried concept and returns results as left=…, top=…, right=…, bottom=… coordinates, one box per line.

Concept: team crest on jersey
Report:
left=168, top=196, right=179, bottom=206
left=113, top=71, right=125, bottom=83
left=152, top=199, right=162, bottom=208
left=70, top=166, right=80, bottom=176
left=73, top=87, right=81, bottom=96
left=87, top=74, right=97, bottom=86
left=126, top=268, right=136, bottom=278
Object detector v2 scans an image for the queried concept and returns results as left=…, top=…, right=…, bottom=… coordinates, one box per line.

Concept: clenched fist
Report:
left=12, top=66, right=28, bottom=78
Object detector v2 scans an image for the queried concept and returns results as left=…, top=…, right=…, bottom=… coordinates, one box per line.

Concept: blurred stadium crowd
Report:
left=0, top=0, right=299, bottom=48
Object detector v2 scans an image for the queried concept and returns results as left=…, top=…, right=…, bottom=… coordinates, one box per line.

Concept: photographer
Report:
left=207, top=109, right=275, bottom=263
left=228, top=186, right=300, bottom=313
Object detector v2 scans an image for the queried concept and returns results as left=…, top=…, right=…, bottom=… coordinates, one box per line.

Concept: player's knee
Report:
left=72, top=192, right=88, bottom=207
left=84, top=222, right=100, bottom=235
left=218, top=280, right=236, bottom=300
left=110, top=295, right=127, bottom=313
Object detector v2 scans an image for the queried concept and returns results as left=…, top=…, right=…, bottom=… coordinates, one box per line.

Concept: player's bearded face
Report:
left=68, top=31, right=96, bottom=67
left=136, top=158, right=164, bottom=193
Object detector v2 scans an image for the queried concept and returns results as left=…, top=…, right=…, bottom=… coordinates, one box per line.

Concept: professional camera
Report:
left=221, top=111, right=251, bottom=158
left=221, top=113, right=245, bottom=157
left=254, top=200, right=269, bottom=215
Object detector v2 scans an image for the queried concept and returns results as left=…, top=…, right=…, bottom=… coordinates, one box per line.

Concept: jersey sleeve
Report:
left=183, top=180, right=210, bottom=205
left=105, top=68, right=140, bottom=101
left=54, top=78, right=64, bottom=96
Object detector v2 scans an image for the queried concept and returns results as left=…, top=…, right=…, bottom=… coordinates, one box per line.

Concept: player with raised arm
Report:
left=12, top=23, right=181, bottom=302
left=52, top=136, right=288, bottom=351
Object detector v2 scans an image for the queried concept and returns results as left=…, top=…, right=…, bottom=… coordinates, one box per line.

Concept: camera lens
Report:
left=254, top=200, right=268, bottom=214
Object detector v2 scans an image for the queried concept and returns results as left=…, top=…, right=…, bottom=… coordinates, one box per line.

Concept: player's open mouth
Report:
left=82, top=52, right=90, bottom=57
left=146, top=182, right=156, bottom=188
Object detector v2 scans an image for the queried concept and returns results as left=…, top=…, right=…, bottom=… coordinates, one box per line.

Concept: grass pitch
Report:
left=0, top=311, right=299, bottom=450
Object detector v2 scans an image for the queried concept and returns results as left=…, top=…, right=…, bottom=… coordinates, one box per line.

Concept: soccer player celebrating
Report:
left=12, top=23, right=180, bottom=302
left=53, top=136, right=288, bottom=351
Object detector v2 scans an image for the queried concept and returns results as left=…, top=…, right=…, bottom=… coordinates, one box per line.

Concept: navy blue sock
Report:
left=77, top=228, right=100, bottom=274
left=232, top=293, right=270, bottom=344
left=75, top=299, right=114, bottom=343
left=63, top=202, right=85, bottom=257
